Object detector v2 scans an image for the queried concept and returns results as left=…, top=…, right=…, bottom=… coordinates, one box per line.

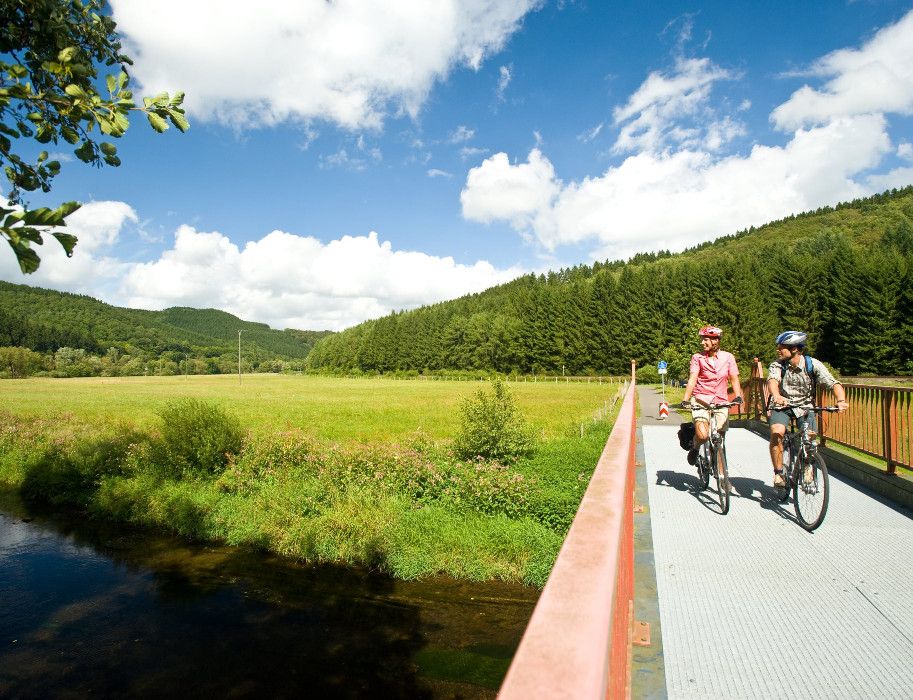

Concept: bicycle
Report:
left=773, top=405, right=840, bottom=531
left=682, top=398, right=741, bottom=515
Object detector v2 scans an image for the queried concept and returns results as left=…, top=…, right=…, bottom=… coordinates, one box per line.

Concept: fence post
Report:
left=883, top=390, right=896, bottom=474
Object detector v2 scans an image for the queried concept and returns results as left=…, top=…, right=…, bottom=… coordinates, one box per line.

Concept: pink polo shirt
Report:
left=690, top=350, right=738, bottom=404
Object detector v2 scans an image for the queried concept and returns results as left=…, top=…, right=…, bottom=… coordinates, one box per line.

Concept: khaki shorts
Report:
left=690, top=403, right=729, bottom=430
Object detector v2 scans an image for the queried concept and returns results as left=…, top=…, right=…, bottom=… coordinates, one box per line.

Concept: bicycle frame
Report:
left=783, top=414, right=818, bottom=488
left=774, top=405, right=838, bottom=531
left=690, top=399, right=738, bottom=515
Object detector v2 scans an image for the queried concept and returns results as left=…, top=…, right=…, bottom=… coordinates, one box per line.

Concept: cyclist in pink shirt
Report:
left=681, top=326, right=743, bottom=466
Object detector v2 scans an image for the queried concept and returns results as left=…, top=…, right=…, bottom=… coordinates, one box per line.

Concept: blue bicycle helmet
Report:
left=775, top=330, right=807, bottom=347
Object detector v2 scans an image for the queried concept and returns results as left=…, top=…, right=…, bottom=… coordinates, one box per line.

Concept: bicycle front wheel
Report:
left=793, top=454, right=829, bottom=531
left=698, top=452, right=710, bottom=491
left=713, top=446, right=730, bottom=515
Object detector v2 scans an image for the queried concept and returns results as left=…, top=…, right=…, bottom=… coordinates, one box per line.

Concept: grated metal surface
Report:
left=642, top=425, right=913, bottom=699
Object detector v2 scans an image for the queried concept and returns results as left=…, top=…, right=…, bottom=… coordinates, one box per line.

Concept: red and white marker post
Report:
left=658, top=360, right=668, bottom=420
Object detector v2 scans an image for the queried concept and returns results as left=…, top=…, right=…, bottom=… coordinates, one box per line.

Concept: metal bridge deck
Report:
left=639, top=395, right=913, bottom=699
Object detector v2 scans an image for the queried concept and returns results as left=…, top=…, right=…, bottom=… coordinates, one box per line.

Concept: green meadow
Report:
left=0, top=374, right=622, bottom=440
left=0, top=375, right=626, bottom=586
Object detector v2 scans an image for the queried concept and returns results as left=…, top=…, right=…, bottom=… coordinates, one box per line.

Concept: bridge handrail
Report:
left=741, top=359, right=912, bottom=473
left=499, top=375, right=637, bottom=699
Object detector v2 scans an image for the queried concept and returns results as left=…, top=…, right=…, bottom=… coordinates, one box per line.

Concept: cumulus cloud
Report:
left=462, top=10, right=913, bottom=260
left=125, top=227, right=522, bottom=329
left=111, top=0, right=542, bottom=131
left=0, top=201, right=136, bottom=295
left=771, top=9, right=913, bottom=131
left=1, top=211, right=524, bottom=331
left=461, top=149, right=561, bottom=233
left=463, top=116, right=890, bottom=258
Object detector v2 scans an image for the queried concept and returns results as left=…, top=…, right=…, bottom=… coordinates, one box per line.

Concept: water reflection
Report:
left=0, top=494, right=538, bottom=698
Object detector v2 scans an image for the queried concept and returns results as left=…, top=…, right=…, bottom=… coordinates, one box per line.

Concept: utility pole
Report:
left=238, top=330, right=243, bottom=384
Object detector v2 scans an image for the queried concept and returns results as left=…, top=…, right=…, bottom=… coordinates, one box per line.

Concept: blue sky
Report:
left=2, top=1, right=913, bottom=330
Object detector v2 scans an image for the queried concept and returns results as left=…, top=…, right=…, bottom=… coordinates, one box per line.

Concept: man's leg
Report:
left=769, top=423, right=787, bottom=487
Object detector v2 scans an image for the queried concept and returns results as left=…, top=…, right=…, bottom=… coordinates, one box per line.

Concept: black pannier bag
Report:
left=677, top=422, right=695, bottom=451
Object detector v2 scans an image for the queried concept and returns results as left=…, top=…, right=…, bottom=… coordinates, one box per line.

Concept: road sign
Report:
left=658, top=402, right=669, bottom=419
left=658, top=360, right=667, bottom=370
left=658, top=368, right=667, bottom=375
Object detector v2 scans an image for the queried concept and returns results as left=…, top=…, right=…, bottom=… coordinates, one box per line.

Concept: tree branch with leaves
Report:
left=0, top=0, right=188, bottom=272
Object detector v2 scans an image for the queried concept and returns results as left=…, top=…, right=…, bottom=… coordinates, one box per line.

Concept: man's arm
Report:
left=812, top=359, right=849, bottom=411
left=832, top=383, right=849, bottom=411
left=767, top=377, right=788, bottom=407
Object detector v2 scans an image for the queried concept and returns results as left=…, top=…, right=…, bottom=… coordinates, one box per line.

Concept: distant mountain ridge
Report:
left=0, top=281, right=331, bottom=364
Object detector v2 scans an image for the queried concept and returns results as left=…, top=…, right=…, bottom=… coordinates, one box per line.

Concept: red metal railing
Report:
left=741, top=358, right=912, bottom=474
left=498, top=365, right=638, bottom=700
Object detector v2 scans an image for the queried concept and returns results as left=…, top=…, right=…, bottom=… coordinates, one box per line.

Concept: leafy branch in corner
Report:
left=0, top=0, right=189, bottom=273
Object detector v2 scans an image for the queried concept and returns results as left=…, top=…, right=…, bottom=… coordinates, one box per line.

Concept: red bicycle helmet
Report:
left=699, top=325, right=723, bottom=338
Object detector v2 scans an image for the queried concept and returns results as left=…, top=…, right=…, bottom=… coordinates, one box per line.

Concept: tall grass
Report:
left=0, top=376, right=623, bottom=586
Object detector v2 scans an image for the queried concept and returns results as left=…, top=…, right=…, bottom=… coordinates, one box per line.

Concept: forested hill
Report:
left=0, top=282, right=332, bottom=375
left=307, top=186, right=913, bottom=378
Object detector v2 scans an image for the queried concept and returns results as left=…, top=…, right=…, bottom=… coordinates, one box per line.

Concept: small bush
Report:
left=454, top=380, right=534, bottom=464
left=156, top=398, right=243, bottom=477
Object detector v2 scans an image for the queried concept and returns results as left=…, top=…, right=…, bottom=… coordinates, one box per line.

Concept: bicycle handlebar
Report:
left=681, top=398, right=743, bottom=410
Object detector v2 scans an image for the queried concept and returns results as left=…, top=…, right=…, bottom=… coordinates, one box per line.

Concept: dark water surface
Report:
left=0, top=494, right=538, bottom=698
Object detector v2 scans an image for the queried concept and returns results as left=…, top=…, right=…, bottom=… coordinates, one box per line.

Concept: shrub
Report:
left=156, top=398, right=243, bottom=477
left=453, top=380, right=534, bottom=464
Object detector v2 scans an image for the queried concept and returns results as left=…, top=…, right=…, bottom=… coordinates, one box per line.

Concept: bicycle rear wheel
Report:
left=776, top=440, right=793, bottom=503
left=713, top=447, right=730, bottom=515
left=793, top=454, right=829, bottom=531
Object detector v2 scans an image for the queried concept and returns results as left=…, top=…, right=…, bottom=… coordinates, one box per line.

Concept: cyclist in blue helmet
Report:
left=767, top=331, right=848, bottom=487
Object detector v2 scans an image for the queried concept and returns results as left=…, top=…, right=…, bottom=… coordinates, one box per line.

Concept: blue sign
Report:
left=657, top=360, right=667, bottom=370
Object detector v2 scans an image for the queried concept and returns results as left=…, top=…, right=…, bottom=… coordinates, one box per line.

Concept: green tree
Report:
left=1, top=0, right=189, bottom=272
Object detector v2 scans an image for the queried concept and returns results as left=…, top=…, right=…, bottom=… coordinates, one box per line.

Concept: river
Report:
left=0, top=493, right=538, bottom=698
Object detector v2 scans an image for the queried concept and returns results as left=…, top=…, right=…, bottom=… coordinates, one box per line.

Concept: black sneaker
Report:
left=687, top=447, right=698, bottom=466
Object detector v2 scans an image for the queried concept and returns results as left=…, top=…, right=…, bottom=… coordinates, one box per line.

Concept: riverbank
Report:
left=0, top=385, right=618, bottom=586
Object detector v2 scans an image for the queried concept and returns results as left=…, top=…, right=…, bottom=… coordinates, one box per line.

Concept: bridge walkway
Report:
left=636, top=386, right=913, bottom=699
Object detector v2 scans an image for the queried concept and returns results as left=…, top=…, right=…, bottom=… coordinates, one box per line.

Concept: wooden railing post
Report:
left=884, top=389, right=896, bottom=474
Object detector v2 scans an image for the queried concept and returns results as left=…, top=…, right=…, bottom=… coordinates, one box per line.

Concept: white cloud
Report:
left=427, top=168, right=453, bottom=178
left=123, top=228, right=523, bottom=329
left=497, top=64, right=512, bottom=101
left=460, top=146, right=489, bottom=161
left=771, top=9, right=913, bottom=131
left=2, top=211, right=524, bottom=331
left=462, top=11, right=913, bottom=260
left=461, top=149, right=560, bottom=234
left=462, top=115, right=890, bottom=259
left=319, top=145, right=381, bottom=171
left=577, top=122, right=604, bottom=143
left=449, top=125, right=476, bottom=143
left=0, top=201, right=136, bottom=295
left=612, top=56, right=738, bottom=154
left=111, top=0, right=542, bottom=131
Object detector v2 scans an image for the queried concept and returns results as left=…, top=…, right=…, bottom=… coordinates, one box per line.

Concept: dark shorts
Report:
left=770, top=408, right=817, bottom=432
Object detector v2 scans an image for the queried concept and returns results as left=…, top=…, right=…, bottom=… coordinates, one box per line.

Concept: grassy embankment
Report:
left=0, top=375, right=625, bottom=586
